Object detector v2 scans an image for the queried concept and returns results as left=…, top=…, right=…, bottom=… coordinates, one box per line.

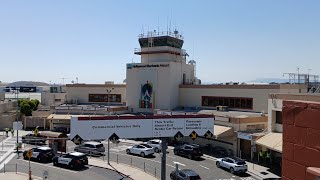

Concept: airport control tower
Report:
left=126, top=30, right=199, bottom=113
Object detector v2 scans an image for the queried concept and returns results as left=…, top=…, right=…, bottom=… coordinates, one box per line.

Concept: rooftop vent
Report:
left=216, top=106, right=229, bottom=112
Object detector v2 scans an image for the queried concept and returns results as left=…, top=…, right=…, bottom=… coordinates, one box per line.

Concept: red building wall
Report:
left=282, top=100, right=320, bottom=180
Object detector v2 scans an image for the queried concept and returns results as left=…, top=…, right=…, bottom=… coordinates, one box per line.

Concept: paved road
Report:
left=71, top=140, right=258, bottom=180
left=23, top=140, right=259, bottom=180
left=5, top=154, right=132, bottom=180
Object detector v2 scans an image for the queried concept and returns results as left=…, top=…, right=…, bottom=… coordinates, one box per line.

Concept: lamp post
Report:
left=106, top=88, right=114, bottom=165
left=106, top=88, right=114, bottom=116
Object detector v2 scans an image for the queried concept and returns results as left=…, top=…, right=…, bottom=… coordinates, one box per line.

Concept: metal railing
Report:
left=90, top=152, right=163, bottom=179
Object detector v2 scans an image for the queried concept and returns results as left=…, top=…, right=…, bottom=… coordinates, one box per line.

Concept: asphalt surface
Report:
left=5, top=154, right=132, bottom=180
left=68, top=140, right=259, bottom=180
left=17, top=140, right=259, bottom=180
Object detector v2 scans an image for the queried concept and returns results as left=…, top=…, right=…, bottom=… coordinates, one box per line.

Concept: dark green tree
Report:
left=20, top=103, right=32, bottom=116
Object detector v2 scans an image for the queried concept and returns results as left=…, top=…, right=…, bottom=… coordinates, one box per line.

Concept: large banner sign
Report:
left=70, top=115, right=214, bottom=141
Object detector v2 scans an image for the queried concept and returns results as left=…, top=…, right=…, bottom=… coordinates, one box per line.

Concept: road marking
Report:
left=167, top=155, right=176, bottom=159
left=17, top=159, right=77, bottom=173
left=199, top=165, right=209, bottom=170
left=173, top=161, right=185, bottom=166
left=0, top=153, right=16, bottom=170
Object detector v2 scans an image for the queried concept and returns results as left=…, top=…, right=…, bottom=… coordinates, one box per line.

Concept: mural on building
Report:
left=140, top=81, right=153, bottom=108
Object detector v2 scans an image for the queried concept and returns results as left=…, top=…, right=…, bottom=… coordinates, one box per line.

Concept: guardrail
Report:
left=88, top=152, right=162, bottom=179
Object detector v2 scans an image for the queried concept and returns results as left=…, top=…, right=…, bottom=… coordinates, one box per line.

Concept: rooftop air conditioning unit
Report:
left=216, top=106, right=229, bottom=112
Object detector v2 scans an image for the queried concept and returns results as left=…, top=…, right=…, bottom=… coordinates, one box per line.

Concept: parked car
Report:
left=23, top=147, right=54, bottom=162
left=170, top=169, right=201, bottom=180
left=126, top=144, right=154, bottom=157
left=22, top=134, right=46, bottom=144
left=216, top=157, right=248, bottom=174
left=74, top=141, right=105, bottom=156
left=173, top=144, right=203, bottom=160
left=52, top=152, right=88, bottom=169
left=145, top=139, right=162, bottom=153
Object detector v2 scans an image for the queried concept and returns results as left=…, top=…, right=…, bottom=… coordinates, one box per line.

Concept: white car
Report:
left=146, top=139, right=162, bottom=153
left=216, top=157, right=248, bottom=174
left=126, top=144, right=154, bottom=157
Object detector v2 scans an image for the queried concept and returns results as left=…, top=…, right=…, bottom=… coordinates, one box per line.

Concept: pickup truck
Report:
left=22, top=134, right=46, bottom=144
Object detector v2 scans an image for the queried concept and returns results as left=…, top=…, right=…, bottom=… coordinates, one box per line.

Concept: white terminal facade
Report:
left=126, top=31, right=198, bottom=113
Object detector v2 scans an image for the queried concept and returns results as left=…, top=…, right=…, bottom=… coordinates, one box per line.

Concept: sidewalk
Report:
left=0, top=172, right=41, bottom=180
left=202, top=152, right=281, bottom=180
left=246, top=161, right=281, bottom=179
left=88, top=158, right=158, bottom=180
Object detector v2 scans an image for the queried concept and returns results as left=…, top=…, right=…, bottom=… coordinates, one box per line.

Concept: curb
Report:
left=89, top=160, right=159, bottom=180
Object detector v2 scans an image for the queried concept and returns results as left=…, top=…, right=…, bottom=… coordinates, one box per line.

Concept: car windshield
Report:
left=236, top=161, right=246, bottom=165
left=96, top=144, right=104, bottom=148
left=141, top=144, right=152, bottom=148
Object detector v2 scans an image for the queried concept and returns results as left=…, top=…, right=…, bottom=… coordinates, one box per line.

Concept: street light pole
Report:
left=15, top=89, right=19, bottom=154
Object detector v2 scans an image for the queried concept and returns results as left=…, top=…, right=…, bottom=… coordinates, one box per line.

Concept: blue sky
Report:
left=0, top=1, right=319, bottom=84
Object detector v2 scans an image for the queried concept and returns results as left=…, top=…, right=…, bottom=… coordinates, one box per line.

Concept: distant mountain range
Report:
left=202, top=78, right=290, bottom=85
left=247, top=78, right=289, bottom=84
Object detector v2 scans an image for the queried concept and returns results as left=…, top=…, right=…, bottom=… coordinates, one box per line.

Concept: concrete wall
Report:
left=268, top=99, right=283, bottom=133
left=66, top=84, right=126, bottom=105
left=0, top=93, right=4, bottom=100
left=0, top=101, right=17, bottom=114
left=0, top=114, right=16, bottom=130
left=179, top=84, right=307, bottom=113
left=282, top=100, right=320, bottom=180
left=41, top=92, right=66, bottom=106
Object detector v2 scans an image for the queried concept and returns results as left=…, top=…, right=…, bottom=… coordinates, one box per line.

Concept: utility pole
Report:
left=161, top=138, right=167, bottom=180
left=106, top=88, right=114, bottom=116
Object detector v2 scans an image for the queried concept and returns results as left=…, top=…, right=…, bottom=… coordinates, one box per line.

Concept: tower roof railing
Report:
left=138, top=30, right=184, bottom=40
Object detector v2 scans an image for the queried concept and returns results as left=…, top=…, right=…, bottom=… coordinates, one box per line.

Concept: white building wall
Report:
left=179, top=88, right=280, bottom=113
left=66, top=86, right=126, bottom=105
left=267, top=98, right=283, bottom=133
left=41, top=92, right=66, bottom=106
left=126, top=62, right=194, bottom=112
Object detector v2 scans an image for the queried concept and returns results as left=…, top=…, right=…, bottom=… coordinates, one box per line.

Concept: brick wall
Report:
left=282, top=100, right=320, bottom=180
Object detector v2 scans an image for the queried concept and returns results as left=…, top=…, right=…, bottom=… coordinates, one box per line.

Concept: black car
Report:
left=170, top=169, right=201, bottom=180
left=52, top=152, right=88, bottom=169
left=23, top=147, right=54, bottom=162
left=173, top=144, right=203, bottom=159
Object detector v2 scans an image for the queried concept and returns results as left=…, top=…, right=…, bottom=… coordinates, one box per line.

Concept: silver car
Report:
left=74, top=141, right=105, bottom=156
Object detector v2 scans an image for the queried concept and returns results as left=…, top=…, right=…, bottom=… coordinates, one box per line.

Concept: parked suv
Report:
left=74, top=141, right=105, bottom=156
left=173, top=144, right=203, bottom=160
left=53, top=152, right=88, bottom=169
left=146, top=139, right=162, bottom=153
left=216, top=157, right=248, bottom=174
left=23, top=147, right=54, bottom=162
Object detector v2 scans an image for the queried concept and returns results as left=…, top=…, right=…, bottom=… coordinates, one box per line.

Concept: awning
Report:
left=214, top=125, right=233, bottom=138
left=255, top=133, right=282, bottom=153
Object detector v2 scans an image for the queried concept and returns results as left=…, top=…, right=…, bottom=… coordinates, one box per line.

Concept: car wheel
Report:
left=216, top=162, right=221, bottom=168
left=155, top=148, right=159, bottom=153
left=70, top=164, right=74, bottom=169
left=126, top=149, right=131, bottom=154
left=173, top=150, right=178, bottom=155
left=188, top=154, right=193, bottom=159
left=53, top=161, right=57, bottom=166
left=37, top=157, right=41, bottom=162
left=230, top=167, right=235, bottom=174
left=140, top=152, right=145, bottom=158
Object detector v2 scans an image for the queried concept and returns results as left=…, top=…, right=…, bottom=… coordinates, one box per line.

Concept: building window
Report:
left=276, top=111, right=282, bottom=124
left=88, top=94, right=121, bottom=103
left=201, top=96, right=253, bottom=110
